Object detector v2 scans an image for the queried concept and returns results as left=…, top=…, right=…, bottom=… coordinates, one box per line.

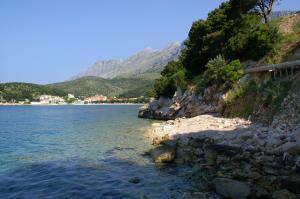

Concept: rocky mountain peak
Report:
left=71, top=42, right=183, bottom=80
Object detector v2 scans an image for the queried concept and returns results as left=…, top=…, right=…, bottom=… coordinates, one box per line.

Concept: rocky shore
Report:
left=145, top=90, right=300, bottom=198
left=139, top=86, right=225, bottom=120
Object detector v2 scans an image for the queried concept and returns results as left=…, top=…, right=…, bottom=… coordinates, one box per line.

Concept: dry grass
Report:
left=261, top=14, right=300, bottom=64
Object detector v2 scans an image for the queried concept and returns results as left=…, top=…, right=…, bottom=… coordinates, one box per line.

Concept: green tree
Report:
left=152, top=0, right=279, bottom=98
left=204, top=56, right=243, bottom=88
left=153, top=61, right=187, bottom=97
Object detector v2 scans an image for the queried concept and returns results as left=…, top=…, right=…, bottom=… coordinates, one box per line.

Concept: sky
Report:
left=0, top=0, right=299, bottom=84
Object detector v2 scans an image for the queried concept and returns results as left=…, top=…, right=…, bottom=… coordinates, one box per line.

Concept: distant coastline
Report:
left=0, top=103, right=146, bottom=106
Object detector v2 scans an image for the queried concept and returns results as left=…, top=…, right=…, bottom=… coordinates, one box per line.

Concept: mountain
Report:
left=1, top=42, right=183, bottom=100
left=48, top=76, right=154, bottom=98
left=72, top=42, right=183, bottom=79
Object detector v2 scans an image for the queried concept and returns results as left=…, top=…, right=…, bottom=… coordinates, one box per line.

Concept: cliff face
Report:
left=72, top=42, right=183, bottom=79
left=138, top=86, right=226, bottom=120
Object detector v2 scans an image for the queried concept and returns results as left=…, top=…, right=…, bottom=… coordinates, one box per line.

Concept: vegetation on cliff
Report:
left=153, top=0, right=281, bottom=98
left=150, top=0, right=300, bottom=123
left=223, top=12, right=300, bottom=121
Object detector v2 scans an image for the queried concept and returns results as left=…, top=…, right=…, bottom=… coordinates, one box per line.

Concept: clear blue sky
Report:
left=0, top=0, right=299, bottom=84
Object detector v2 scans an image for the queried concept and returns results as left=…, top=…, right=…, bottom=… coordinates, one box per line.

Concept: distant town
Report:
left=0, top=94, right=149, bottom=105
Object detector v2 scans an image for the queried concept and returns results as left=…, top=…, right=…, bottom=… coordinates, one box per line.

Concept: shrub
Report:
left=224, top=79, right=292, bottom=118
left=153, top=77, right=176, bottom=98
left=204, top=55, right=227, bottom=85
left=204, top=56, right=244, bottom=89
left=153, top=61, right=187, bottom=98
left=161, top=61, right=183, bottom=78
left=246, top=24, right=279, bottom=60
left=259, top=80, right=292, bottom=108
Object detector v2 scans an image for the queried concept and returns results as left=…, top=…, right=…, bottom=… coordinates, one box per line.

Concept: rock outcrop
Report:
left=146, top=85, right=300, bottom=198
left=139, top=86, right=226, bottom=120
left=149, top=145, right=176, bottom=163
left=148, top=113, right=300, bottom=198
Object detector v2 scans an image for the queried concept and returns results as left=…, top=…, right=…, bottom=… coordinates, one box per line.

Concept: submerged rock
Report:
left=272, top=189, right=297, bottom=199
left=181, top=192, right=207, bottom=199
left=212, top=178, right=251, bottom=199
left=128, top=177, right=141, bottom=184
left=281, top=175, right=300, bottom=194
left=150, top=145, right=176, bottom=163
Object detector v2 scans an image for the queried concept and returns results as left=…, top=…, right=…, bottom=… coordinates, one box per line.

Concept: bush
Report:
left=153, top=61, right=187, bottom=98
left=247, top=24, right=279, bottom=60
left=224, top=79, right=292, bottom=118
left=161, top=61, right=183, bottom=77
left=259, top=80, right=292, bottom=108
left=153, top=77, right=176, bottom=98
left=204, top=56, right=243, bottom=89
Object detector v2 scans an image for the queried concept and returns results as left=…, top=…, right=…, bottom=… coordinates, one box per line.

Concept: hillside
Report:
left=139, top=3, right=300, bottom=198
left=140, top=4, right=300, bottom=120
left=0, top=83, right=66, bottom=102
left=48, top=76, right=154, bottom=98
left=72, top=42, right=183, bottom=79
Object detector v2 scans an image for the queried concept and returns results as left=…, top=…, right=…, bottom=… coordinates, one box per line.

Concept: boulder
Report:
left=281, top=175, right=300, bottom=194
left=173, top=88, right=183, bottom=103
left=181, top=192, right=207, bottom=199
left=149, top=99, right=160, bottom=110
left=138, top=85, right=225, bottom=120
left=158, top=96, right=172, bottom=107
left=138, top=104, right=154, bottom=119
left=275, top=142, right=300, bottom=155
left=150, top=145, right=176, bottom=163
left=254, top=186, right=269, bottom=198
left=212, top=178, right=251, bottom=199
left=272, top=189, right=297, bottom=199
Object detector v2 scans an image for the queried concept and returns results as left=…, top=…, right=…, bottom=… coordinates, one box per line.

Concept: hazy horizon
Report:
left=0, top=0, right=299, bottom=84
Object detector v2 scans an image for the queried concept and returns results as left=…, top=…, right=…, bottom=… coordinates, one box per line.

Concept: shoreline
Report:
left=0, top=103, right=146, bottom=106
left=147, top=114, right=300, bottom=198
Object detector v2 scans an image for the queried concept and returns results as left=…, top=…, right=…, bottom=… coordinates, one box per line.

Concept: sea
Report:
left=0, top=105, right=194, bottom=199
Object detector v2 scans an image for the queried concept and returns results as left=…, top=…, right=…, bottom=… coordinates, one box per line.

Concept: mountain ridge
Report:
left=72, top=42, right=183, bottom=79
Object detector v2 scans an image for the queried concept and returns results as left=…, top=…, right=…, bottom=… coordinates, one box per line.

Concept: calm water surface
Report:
left=0, top=105, right=194, bottom=199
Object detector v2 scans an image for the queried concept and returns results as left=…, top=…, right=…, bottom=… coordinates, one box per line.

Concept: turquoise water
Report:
left=0, top=105, right=193, bottom=199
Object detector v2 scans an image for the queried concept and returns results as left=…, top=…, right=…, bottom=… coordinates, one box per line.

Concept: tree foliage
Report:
left=0, top=83, right=67, bottom=102
left=153, top=0, right=280, bottom=98
left=181, top=0, right=278, bottom=75
left=153, top=61, right=187, bottom=97
left=204, top=56, right=244, bottom=88
left=49, top=76, right=154, bottom=98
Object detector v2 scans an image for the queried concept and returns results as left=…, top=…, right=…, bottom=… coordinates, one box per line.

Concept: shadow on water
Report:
left=0, top=157, right=194, bottom=199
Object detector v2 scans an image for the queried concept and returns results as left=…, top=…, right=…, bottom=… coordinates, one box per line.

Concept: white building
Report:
left=39, top=95, right=65, bottom=104
left=68, top=94, right=75, bottom=99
